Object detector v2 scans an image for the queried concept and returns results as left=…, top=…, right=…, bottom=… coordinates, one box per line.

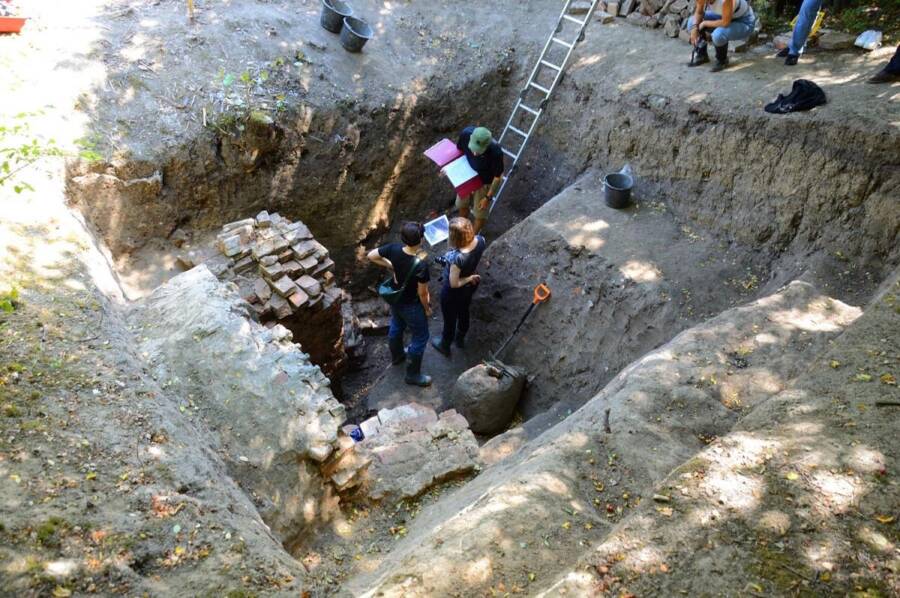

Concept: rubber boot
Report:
left=431, top=336, right=451, bottom=357
left=454, top=331, right=466, bottom=349
left=688, top=41, right=709, bottom=67
left=388, top=336, right=406, bottom=366
left=404, top=353, right=432, bottom=387
left=711, top=44, right=730, bottom=72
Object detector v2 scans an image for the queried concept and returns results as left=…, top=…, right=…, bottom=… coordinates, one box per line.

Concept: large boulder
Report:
left=451, top=362, right=527, bottom=435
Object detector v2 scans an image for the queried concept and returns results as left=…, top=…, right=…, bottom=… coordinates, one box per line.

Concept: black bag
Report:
left=764, top=79, right=827, bottom=114
left=378, top=256, right=421, bottom=305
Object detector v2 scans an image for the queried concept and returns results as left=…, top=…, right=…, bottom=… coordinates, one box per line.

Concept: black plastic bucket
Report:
left=604, top=173, right=633, bottom=209
left=340, top=16, right=373, bottom=52
left=320, top=0, right=352, bottom=33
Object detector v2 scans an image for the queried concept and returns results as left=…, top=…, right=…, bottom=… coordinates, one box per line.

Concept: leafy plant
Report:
left=0, top=287, right=20, bottom=313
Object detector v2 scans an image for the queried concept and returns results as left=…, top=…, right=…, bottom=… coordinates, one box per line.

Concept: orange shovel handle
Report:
left=532, top=283, right=551, bottom=304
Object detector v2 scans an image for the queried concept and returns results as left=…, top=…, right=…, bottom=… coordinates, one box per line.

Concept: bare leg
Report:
left=473, top=218, right=486, bottom=235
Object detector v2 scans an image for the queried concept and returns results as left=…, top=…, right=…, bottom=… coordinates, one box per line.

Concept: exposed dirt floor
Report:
left=2, top=0, right=899, bottom=596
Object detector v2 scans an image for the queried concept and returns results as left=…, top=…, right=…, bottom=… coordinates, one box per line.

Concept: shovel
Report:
left=491, top=283, right=551, bottom=361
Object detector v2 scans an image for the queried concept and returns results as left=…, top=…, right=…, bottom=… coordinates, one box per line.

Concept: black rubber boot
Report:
left=431, top=336, right=451, bottom=357
left=404, top=354, right=432, bottom=387
left=454, top=332, right=466, bottom=349
left=688, top=42, right=710, bottom=67
left=711, top=44, right=730, bottom=72
left=388, top=336, right=406, bottom=366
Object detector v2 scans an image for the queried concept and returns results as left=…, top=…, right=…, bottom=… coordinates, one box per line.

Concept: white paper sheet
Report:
left=423, top=215, right=450, bottom=247
left=442, top=155, right=478, bottom=188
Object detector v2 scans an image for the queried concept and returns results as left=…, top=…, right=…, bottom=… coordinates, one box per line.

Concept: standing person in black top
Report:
left=367, top=222, right=433, bottom=386
left=455, top=126, right=505, bottom=236
left=431, top=217, right=486, bottom=357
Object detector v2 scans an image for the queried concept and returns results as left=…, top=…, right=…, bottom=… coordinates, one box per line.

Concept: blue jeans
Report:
left=388, top=302, right=429, bottom=357
left=687, top=10, right=756, bottom=48
left=789, top=0, right=823, bottom=55
left=439, top=285, right=476, bottom=344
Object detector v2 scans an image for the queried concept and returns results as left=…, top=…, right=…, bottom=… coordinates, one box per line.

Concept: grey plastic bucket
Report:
left=340, top=16, right=373, bottom=52
left=603, top=173, right=633, bottom=209
left=320, top=0, right=352, bottom=33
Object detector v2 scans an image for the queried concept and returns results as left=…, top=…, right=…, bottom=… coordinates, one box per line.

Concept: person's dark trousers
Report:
left=388, top=301, right=429, bottom=356
left=439, top=285, right=475, bottom=346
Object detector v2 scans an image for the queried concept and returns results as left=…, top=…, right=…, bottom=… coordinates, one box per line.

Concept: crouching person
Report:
left=687, top=0, right=757, bottom=72
left=368, top=222, right=433, bottom=387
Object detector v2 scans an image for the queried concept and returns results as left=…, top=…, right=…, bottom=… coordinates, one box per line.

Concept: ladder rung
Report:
left=508, top=125, right=528, bottom=138
left=518, top=104, right=540, bottom=116
left=501, top=148, right=519, bottom=161
left=540, top=59, right=562, bottom=71
left=551, top=37, right=574, bottom=49
left=529, top=81, right=551, bottom=95
left=562, top=14, right=586, bottom=26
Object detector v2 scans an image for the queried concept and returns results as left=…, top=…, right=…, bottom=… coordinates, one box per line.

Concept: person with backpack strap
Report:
left=687, top=0, right=757, bottom=72
left=367, top=222, right=433, bottom=387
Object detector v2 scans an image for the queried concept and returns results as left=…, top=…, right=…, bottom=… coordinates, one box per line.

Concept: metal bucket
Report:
left=340, top=16, right=373, bottom=52
left=320, top=0, right=352, bottom=33
left=603, top=172, right=632, bottom=209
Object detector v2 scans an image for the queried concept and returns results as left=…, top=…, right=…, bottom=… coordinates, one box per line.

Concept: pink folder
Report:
left=424, top=138, right=483, bottom=197
left=424, top=138, right=463, bottom=167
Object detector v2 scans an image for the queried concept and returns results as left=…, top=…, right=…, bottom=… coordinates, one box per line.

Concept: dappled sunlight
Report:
left=844, top=446, right=887, bottom=474
left=619, top=259, right=660, bottom=283
left=808, top=471, right=867, bottom=514
left=618, top=74, right=647, bottom=93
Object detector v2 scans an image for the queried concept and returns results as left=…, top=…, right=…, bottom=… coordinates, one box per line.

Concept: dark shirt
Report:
left=457, top=126, right=505, bottom=185
left=442, top=235, right=486, bottom=290
left=378, top=243, right=430, bottom=305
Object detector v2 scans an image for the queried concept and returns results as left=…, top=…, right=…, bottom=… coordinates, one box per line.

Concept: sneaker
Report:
left=776, top=47, right=790, bottom=58
left=785, top=54, right=799, bottom=66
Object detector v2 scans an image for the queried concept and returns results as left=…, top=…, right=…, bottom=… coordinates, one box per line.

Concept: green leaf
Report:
left=259, top=70, right=269, bottom=82
left=222, top=73, right=235, bottom=87
left=239, top=71, right=251, bottom=84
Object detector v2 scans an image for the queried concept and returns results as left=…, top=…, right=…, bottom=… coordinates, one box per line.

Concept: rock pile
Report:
left=325, top=403, right=481, bottom=501
left=182, top=211, right=347, bottom=373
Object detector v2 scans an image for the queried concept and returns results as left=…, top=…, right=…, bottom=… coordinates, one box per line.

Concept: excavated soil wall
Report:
left=65, top=61, right=518, bottom=273
left=501, top=71, right=900, bottom=275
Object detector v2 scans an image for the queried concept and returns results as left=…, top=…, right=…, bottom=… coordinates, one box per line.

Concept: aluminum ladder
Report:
left=491, top=0, right=600, bottom=212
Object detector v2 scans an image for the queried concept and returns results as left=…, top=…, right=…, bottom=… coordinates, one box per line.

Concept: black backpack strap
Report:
left=396, top=256, right=421, bottom=291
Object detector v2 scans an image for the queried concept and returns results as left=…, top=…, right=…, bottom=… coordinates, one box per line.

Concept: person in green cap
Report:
left=454, top=126, right=505, bottom=235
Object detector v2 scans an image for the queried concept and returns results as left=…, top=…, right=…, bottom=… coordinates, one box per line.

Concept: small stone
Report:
left=272, top=276, right=299, bottom=298
left=256, top=210, right=272, bottom=228
left=664, top=14, right=681, bottom=37
left=299, top=254, right=319, bottom=273
left=322, top=271, right=336, bottom=287
left=260, top=261, right=284, bottom=280
left=596, top=10, right=615, bottom=23
left=311, top=240, right=329, bottom=260
left=568, top=0, right=592, bottom=15
left=267, top=294, right=292, bottom=319
left=282, top=260, right=303, bottom=276
left=288, top=289, right=310, bottom=309
left=668, top=0, right=688, bottom=12
left=296, top=275, right=322, bottom=297
left=170, top=228, right=189, bottom=247
left=627, top=11, right=649, bottom=25
left=277, top=249, right=294, bottom=263
left=254, top=278, right=272, bottom=302
left=284, top=223, right=313, bottom=243
left=292, top=240, right=318, bottom=260
left=817, top=29, right=855, bottom=51
left=260, top=255, right=279, bottom=266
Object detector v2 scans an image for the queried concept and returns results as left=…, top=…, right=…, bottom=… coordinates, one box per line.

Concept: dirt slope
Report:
left=343, top=281, right=861, bottom=596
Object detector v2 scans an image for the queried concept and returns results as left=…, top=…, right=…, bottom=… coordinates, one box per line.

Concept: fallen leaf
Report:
left=562, top=521, right=571, bottom=530
left=660, top=563, right=669, bottom=573
left=174, top=545, right=185, bottom=556
left=853, top=373, right=872, bottom=383
left=880, top=373, right=896, bottom=385
left=528, top=572, right=536, bottom=582
left=85, top=472, right=97, bottom=480
left=785, top=472, right=799, bottom=481
left=875, top=515, right=895, bottom=524
left=829, top=360, right=841, bottom=369
left=52, top=587, right=72, bottom=598
left=656, top=506, right=673, bottom=517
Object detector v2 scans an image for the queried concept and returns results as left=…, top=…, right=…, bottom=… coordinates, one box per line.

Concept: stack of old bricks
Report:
left=213, top=211, right=341, bottom=322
